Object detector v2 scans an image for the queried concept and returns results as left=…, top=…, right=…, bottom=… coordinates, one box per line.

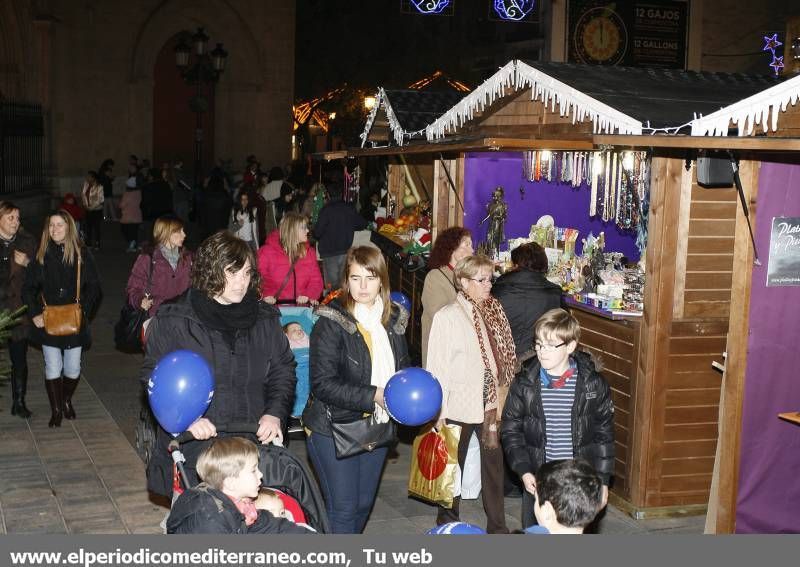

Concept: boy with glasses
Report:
left=500, top=308, right=614, bottom=528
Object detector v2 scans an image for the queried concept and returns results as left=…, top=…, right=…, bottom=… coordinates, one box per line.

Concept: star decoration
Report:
left=763, top=34, right=782, bottom=52
left=770, top=55, right=785, bottom=75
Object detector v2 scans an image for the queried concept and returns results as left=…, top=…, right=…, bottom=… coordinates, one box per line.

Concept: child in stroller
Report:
left=278, top=306, right=317, bottom=424
left=166, top=435, right=329, bottom=534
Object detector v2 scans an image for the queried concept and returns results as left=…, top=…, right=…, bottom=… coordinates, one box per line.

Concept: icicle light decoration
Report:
left=690, top=73, right=800, bottom=137
left=426, top=60, right=642, bottom=141
left=360, top=89, right=385, bottom=148
left=360, top=88, right=430, bottom=147
left=426, top=60, right=518, bottom=140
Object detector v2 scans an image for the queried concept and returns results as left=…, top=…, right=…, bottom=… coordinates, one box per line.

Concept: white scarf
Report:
left=353, top=296, right=395, bottom=423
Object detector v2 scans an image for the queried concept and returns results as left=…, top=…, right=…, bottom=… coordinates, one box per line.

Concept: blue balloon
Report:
left=384, top=367, right=442, bottom=426
left=427, top=522, right=486, bottom=535
left=390, top=291, right=412, bottom=312
left=147, top=350, right=215, bottom=436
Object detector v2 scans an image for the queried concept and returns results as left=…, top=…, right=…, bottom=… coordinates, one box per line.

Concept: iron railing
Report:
left=0, top=102, right=45, bottom=195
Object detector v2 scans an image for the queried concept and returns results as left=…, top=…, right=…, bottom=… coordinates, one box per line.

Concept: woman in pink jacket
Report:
left=258, top=212, right=323, bottom=305
left=126, top=217, right=193, bottom=317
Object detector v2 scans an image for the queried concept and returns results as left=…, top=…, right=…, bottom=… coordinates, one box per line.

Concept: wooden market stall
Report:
left=348, top=60, right=790, bottom=521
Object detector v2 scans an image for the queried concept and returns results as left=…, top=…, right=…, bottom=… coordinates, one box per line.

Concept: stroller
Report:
left=168, top=424, right=330, bottom=533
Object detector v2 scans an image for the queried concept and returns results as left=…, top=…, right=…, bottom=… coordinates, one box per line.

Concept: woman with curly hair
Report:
left=140, top=230, right=297, bottom=498
left=420, top=227, right=472, bottom=364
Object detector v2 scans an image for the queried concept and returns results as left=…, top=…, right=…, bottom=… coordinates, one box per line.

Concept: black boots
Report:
left=44, top=378, right=63, bottom=428
left=62, top=375, right=79, bottom=420
left=10, top=366, right=32, bottom=418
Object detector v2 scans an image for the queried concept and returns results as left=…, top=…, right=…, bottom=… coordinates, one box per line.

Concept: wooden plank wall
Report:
left=633, top=158, right=736, bottom=510
left=468, top=88, right=594, bottom=139
left=681, top=166, right=738, bottom=318
left=572, top=311, right=639, bottom=502
left=660, top=319, right=727, bottom=507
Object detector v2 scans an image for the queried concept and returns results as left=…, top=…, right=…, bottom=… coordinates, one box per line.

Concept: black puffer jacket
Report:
left=167, top=483, right=312, bottom=534
left=491, top=269, right=563, bottom=354
left=141, top=290, right=297, bottom=496
left=302, top=298, right=410, bottom=435
left=500, top=350, right=615, bottom=484
left=22, top=242, right=102, bottom=349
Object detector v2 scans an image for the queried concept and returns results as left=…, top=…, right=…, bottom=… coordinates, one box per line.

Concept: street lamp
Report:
left=174, top=27, right=228, bottom=189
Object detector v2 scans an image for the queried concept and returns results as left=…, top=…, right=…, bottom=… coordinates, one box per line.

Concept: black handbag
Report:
left=114, top=255, right=155, bottom=352
left=327, top=405, right=396, bottom=459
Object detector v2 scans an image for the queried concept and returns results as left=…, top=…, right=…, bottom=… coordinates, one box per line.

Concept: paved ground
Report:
left=0, top=220, right=705, bottom=534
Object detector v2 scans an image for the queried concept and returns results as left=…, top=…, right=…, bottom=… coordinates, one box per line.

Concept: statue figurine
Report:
left=481, top=186, right=508, bottom=257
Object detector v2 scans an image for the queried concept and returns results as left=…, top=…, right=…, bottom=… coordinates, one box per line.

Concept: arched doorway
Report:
left=152, top=33, right=215, bottom=184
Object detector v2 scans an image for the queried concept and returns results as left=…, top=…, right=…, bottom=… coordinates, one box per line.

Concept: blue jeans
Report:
left=306, top=432, right=388, bottom=534
left=42, top=345, right=82, bottom=380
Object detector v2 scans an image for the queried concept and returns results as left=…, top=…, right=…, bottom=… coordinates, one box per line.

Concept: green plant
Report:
left=0, top=306, right=26, bottom=382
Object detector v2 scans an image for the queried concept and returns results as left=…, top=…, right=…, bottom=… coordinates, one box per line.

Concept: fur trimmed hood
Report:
left=315, top=298, right=409, bottom=336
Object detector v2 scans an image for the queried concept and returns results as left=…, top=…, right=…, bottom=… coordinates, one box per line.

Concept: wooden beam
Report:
left=348, top=137, right=595, bottom=157
left=713, top=159, right=760, bottom=533
left=672, top=165, right=694, bottom=319
left=594, top=135, right=800, bottom=152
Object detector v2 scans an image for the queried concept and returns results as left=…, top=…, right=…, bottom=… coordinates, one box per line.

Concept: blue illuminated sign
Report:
left=493, top=0, right=535, bottom=21
left=411, top=0, right=451, bottom=15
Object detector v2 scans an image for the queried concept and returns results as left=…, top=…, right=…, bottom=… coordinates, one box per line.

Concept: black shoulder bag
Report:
left=326, top=405, right=397, bottom=459
left=114, top=255, right=155, bottom=352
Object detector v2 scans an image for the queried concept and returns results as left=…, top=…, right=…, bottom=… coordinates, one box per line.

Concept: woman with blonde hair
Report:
left=22, top=210, right=101, bottom=427
left=126, top=216, right=192, bottom=318
left=426, top=254, right=516, bottom=533
left=302, top=246, right=409, bottom=533
left=257, top=212, right=323, bottom=305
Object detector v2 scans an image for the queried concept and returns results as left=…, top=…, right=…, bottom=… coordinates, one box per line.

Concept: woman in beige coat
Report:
left=420, top=227, right=472, bottom=365
left=426, top=255, right=516, bottom=534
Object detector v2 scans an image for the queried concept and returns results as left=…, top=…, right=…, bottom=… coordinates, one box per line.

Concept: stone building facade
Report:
left=0, top=0, right=295, bottom=196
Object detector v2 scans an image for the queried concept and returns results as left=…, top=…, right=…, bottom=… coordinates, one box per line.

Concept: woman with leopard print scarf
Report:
left=426, top=254, right=516, bottom=534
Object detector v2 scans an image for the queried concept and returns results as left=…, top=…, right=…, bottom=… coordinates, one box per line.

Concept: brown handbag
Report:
left=42, top=256, right=83, bottom=336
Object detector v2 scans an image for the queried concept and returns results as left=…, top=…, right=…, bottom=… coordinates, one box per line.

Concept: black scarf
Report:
left=190, top=288, right=260, bottom=333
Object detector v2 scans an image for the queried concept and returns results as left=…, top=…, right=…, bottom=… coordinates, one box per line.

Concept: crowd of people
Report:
left=0, top=156, right=614, bottom=536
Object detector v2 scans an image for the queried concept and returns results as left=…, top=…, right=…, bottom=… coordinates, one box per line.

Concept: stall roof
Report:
left=425, top=60, right=781, bottom=140
left=690, top=72, right=800, bottom=137
left=360, top=88, right=466, bottom=147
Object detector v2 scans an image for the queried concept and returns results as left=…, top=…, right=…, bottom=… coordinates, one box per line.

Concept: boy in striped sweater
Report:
left=501, top=308, right=615, bottom=528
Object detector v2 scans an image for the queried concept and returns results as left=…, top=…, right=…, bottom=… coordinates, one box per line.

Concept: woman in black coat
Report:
left=23, top=210, right=102, bottom=427
left=141, top=230, right=297, bottom=498
left=302, top=246, right=409, bottom=533
left=492, top=242, right=563, bottom=355
left=0, top=201, right=38, bottom=418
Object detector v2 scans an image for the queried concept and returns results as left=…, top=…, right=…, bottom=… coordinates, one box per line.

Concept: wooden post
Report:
left=712, top=159, right=760, bottom=533
left=629, top=156, right=683, bottom=508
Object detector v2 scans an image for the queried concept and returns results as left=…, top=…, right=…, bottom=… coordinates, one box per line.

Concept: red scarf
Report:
left=229, top=496, right=259, bottom=526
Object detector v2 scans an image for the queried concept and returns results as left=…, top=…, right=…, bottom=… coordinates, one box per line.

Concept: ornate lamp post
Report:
left=174, top=28, right=228, bottom=188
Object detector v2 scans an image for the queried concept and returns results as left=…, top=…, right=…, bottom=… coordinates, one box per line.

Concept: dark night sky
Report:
left=294, top=0, right=544, bottom=100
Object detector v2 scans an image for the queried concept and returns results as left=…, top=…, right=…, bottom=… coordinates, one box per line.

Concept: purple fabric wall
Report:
left=736, top=161, right=800, bottom=533
left=463, top=153, right=640, bottom=261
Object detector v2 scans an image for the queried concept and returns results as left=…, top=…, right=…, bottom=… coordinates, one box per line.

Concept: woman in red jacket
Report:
left=258, top=212, right=323, bottom=305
